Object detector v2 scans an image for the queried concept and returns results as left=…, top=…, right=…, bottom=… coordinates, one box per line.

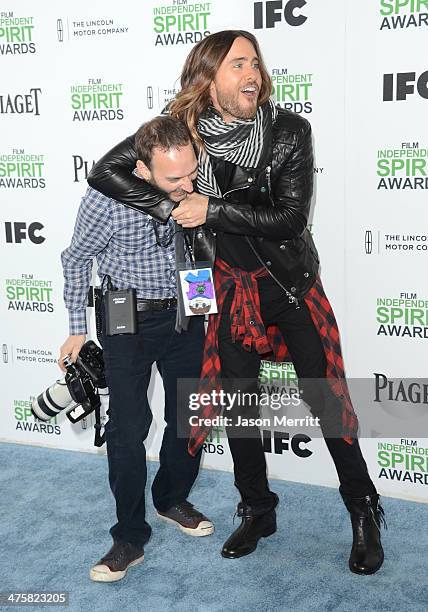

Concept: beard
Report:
left=216, top=88, right=258, bottom=121
left=167, top=189, right=187, bottom=203
left=149, top=177, right=187, bottom=203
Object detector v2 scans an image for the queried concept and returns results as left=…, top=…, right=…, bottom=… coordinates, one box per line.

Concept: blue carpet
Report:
left=0, top=441, right=427, bottom=612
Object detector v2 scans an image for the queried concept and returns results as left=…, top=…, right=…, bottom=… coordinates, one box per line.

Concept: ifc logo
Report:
left=4, top=221, right=45, bottom=244
left=383, top=71, right=428, bottom=101
left=254, top=0, right=308, bottom=29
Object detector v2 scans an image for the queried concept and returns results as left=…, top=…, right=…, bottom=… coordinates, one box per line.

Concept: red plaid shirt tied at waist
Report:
left=188, top=257, right=358, bottom=456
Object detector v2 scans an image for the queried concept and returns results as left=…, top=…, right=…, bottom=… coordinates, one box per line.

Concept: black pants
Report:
left=102, top=309, right=205, bottom=547
left=219, top=280, right=376, bottom=507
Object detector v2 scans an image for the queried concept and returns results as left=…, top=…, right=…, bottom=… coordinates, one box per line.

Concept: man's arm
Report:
left=87, top=135, right=175, bottom=223
left=59, top=189, right=113, bottom=369
left=174, top=120, right=313, bottom=239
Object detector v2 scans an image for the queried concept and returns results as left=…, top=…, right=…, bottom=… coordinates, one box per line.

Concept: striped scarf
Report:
left=196, top=99, right=277, bottom=198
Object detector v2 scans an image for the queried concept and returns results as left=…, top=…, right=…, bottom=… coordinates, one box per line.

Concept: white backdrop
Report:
left=1, top=0, right=427, bottom=503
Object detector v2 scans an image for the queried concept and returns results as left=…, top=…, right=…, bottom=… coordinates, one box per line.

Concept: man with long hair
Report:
left=88, top=31, right=386, bottom=575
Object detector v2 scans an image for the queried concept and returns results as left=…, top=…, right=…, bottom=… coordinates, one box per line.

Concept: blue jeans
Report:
left=102, top=309, right=205, bottom=547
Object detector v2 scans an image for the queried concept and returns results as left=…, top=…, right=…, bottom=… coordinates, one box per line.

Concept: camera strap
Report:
left=94, top=287, right=103, bottom=347
left=93, top=398, right=105, bottom=447
left=66, top=391, right=105, bottom=447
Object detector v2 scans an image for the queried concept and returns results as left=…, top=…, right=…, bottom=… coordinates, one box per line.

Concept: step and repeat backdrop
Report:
left=1, top=0, right=427, bottom=502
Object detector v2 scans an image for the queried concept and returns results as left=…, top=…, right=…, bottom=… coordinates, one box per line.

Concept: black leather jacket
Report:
left=87, top=108, right=320, bottom=300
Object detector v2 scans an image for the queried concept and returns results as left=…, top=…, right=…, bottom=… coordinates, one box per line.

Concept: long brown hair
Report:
left=169, top=30, right=272, bottom=147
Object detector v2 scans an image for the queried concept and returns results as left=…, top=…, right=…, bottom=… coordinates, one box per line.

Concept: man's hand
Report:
left=172, top=192, right=209, bottom=227
left=58, top=335, right=86, bottom=373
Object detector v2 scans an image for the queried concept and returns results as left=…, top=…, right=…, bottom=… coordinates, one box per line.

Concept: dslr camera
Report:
left=31, top=341, right=107, bottom=445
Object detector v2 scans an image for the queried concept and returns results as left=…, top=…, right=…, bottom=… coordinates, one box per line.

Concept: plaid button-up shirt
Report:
left=61, top=186, right=177, bottom=335
left=188, top=258, right=359, bottom=456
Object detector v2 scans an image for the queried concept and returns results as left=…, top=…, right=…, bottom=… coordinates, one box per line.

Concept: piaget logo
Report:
left=377, top=142, right=428, bottom=190
left=0, top=11, right=36, bottom=55
left=379, top=0, right=428, bottom=30
left=15, top=398, right=61, bottom=436
left=0, top=150, right=45, bottom=189
left=72, top=154, right=95, bottom=183
left=376, top=292, right=428, bottom=338
left=271, top=68, right=313, bottom=114
left=0, top=88, right=41, bottom=115
left=71, top=79, right=124, bottom=121
left=377, top=439, right=428, bottom=485
left=5, top=274, right=54, bottom=313
left=153, top=0, right=211, bottom=46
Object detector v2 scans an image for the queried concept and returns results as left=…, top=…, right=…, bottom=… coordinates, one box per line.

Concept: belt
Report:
left=137, top=297, right=177, bottom=312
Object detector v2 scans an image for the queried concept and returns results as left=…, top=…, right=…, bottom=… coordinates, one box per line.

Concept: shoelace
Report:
left=102, top=543, right=141, bottom=564
left=102, top=548, right=126, bottom=564
left=176, top=502, right=204, bottom=520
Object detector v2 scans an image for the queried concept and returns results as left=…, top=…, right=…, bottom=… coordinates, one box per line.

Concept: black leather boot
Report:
left=221, top=493, right=279, bottom=559
left=341, top=489, right=387, bottom=575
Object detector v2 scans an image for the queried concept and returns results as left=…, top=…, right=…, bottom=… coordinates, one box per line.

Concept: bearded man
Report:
left=87, top=30, right=386, bottom=575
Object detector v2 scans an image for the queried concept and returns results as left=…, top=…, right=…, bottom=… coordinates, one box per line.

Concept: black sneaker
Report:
left=157, top=501, right=214, bottom=536
left=90, top=541, right=145, bottom=582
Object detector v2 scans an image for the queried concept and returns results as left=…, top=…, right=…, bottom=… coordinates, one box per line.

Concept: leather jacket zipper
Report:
left=245, top=236, right=300, bottom=309
left=222, top=177, right=298, bottom=306
left=223, top=184, right=250, bottom=198
left=265, top=165, right=271, bottom=194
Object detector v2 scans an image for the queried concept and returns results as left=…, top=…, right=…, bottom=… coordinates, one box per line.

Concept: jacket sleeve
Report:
left=87, top=135, right=175, bottom=224
left=204, top=120, right=313, bottom=239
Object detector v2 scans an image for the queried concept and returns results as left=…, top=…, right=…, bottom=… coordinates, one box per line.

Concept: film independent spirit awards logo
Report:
left=0, top=149, right=46, bottom=189
left=379, top=0, right=428, bottom=30
left=5, top=274, right=54, bottom=313
left=0, top=11, right=36, bottom=55
left=152, top=0, right=211, bottom=46
left=70, top=78, right=124, bottom=122
left=271, top=66, right=314, bottom=114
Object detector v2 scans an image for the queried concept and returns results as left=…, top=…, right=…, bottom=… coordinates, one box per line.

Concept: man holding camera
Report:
left=86, top=30, right=386, bottom=576
left=60, top=116, right=213, bottom=583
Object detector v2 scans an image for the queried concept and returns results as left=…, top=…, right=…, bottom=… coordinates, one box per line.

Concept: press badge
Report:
left=177, top=264, right=218, bottom=317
